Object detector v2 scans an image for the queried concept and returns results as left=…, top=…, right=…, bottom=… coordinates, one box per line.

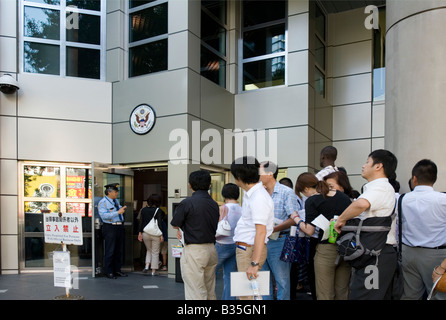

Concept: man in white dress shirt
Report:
left=230, top=156, right=274, bottom=300
left=400, top=159, right=446, bottom=300
left=335, top=149, right=398, bottom=299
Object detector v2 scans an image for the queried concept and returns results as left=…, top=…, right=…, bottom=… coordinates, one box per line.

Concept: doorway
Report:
left=132, top=166, right=168, bottom=272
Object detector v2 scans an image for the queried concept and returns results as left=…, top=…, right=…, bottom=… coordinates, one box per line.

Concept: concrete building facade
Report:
left=1, top=0, right=444, bottom=276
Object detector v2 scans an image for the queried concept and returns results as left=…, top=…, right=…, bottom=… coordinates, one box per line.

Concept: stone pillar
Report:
left=386, top=0, right=446, bottom=192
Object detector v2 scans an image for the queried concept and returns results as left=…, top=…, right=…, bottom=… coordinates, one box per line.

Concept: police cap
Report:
left=104, top=183, right=119, bottom=191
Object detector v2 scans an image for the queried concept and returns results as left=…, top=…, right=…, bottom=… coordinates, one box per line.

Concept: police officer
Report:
left=98, top=183, right=128, bottom=279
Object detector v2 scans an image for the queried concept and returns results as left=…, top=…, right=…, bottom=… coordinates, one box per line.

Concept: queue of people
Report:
left=98, top=147, right=446, bottom=301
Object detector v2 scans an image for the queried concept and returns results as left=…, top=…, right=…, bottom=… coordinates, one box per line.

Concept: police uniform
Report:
left=98, top=183, right=127, bottom=279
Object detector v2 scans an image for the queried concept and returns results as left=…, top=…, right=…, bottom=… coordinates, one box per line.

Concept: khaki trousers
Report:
left=314, top=243, right=351, bottom=300
left=142, top=233, right=161, bottom=269
left=235, top=244, right=267, bottom=300
left=180, top=243, right=218, bottom=300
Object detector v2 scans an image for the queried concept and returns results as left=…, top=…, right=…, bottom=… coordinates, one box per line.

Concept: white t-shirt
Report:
left=315, top=165, right=338, bottom=181
left=233, top=182, right=274, bottom=245
left=357, top=178, right=397, bottom=245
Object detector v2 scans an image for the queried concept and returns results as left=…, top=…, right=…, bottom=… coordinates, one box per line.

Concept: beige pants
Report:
left=142, top=233, right=161, bottom=269
left=180, top=243, right=218, bottom=300
left=314, top=243, right=351, bottom=300
left=235, top=244, right=267, bottom=300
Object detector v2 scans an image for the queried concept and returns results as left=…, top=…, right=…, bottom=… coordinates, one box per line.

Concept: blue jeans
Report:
left=261, top=236, right=291, bottom=300
left=215, top=242, right=237, bottom=300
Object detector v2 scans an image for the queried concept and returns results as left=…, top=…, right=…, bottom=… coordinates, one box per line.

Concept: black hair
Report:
left=279, top=177, right=293, bottom=189
left=260, top=161, right=279, bottom=179
left=321, top=146, right=337, bottom=161
left=147, top=193, right=162, bottom=207
left=369, top=149, right=398, bottom=179
left=221, top=183, right=240, bottom=200
left=230, top=156, right=260, bottom=184
left=189, top=170, right=211, bottom=191
left=412, top=159, right=437, bottom=185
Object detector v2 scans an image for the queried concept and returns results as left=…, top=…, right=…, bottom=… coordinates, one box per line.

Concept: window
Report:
left=129, top=0, right=168, bottom=77
left=21, top=163, right=92, bottom=268
left=242, top=0, right=286, bottom=91
left=22, top=0, right=105, bottom=80
left=200, top=0, right=227, bottom=88
left=314, top=3, right=326, bottom=98
left=373, top=7, right=386, bottom=102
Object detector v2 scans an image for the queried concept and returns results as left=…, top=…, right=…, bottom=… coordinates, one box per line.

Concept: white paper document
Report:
left=230, top=271, right=270, bottom=297
left=311, top=214, right=331, bottom=241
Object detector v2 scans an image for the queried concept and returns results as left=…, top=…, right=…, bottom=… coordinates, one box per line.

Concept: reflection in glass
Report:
left=66, top=46, right=100, bottom=79
left=24, top=202, right=60, bottom=233
left=24, top=6, right=60, bottom=40
left=66, top=13, right=100, bottom=45
left=210, top=173, right=225, bottom=204
left=315, top=4, right=326, bottom=40
left=243, top=56, right=285, bottom=90
left=66, top=168, right=91, bottom=199
left=243, top=0, right=286, bottom=28
left=243, top=24, right=285, bottom=59
left=202, top=0, right=227, bottom=24
left=129, top=39, right=168, bottom=77
left=129, top=3, right=168, bottom=42
left=129, top=0, right=156, bottom=9
left=201, top=45, right=226, bottom=87
left=67, top=0, right=100, bottom=11
left=67, top=202, right=92, bottom=217
left=315, top=67, right=325, bottom=98
left=24, top=166, right=61, bottom=198
left=315, top=36, right=325, bottom=70
left=201, top=10, right=226, bottom=56
left=27, top=0, right=60, bottom=4
left=25, top=238, right=92, bottom=268
left=24, top=42, right=60, bottom=75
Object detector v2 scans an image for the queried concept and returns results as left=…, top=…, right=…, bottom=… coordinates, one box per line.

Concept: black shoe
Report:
left=106, top=273, right=116, bottom=279
left=115, top=272, right=128, bottom=277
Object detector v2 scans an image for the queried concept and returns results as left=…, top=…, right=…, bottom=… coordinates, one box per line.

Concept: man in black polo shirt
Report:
left=171, top=170, right=219, bottom=300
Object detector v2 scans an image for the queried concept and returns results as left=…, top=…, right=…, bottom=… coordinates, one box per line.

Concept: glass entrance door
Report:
left=92, top=163, right=134, bottom=277
left=20, top=162, right=93, bottom=270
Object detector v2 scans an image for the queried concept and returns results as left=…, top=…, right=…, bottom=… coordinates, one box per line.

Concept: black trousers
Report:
left=102, top=223, right=125, bottom=275
left=349, top=244, right=397, bottom=300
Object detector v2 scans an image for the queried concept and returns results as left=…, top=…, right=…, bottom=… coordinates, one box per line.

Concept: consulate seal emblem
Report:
left=129, top=104, right=156, bottom=135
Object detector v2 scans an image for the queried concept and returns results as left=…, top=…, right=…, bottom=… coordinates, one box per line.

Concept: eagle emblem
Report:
left=130, top=104, right=156, bottom=135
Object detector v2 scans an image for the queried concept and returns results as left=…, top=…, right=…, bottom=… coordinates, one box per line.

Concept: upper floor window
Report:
left=200, top=0, right=227, bottom=88
left=314, top=3, right=326, bottom=98
left=22, top=0, right=105, bottom=80
left=242, top=0, right=286, bottom=91
left=373, top=6, right=386, bottom=102
left=129, top=0, right=168, bottom=77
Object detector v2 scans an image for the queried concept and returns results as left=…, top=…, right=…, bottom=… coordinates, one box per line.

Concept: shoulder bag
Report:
left=216, top=205, right=231, bottom=237
left=143, top=208, right=162, bottom=236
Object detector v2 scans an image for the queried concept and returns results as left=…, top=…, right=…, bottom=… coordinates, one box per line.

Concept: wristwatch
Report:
left=251, top=261, right=259, bottom=267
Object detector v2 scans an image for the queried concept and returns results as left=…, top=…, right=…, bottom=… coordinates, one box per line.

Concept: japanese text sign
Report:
left=44, top=212, right=83, bottom=245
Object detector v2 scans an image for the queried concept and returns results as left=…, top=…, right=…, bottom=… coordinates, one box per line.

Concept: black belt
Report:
left=404, top=243, right=446, bottom=250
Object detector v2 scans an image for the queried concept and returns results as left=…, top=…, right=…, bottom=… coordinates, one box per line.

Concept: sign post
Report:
left=44, top=212, right=83, bottom=299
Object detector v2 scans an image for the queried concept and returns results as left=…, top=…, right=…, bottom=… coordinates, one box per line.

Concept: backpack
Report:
left=336, top=203, right=395, bottom=269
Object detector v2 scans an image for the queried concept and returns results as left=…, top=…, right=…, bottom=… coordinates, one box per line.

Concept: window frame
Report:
left=127, top=0, right=169, bottom=78
left=19, top=0, right=107, bottom=80
left=240, top=1, right=288, bottom=92
left=200, top=0, right=228, bottom=88
left=314, top=2, right=326, bottom=98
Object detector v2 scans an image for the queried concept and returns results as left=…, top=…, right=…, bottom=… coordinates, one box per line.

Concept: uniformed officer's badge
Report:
left=129, top=104, right=156, bottom=135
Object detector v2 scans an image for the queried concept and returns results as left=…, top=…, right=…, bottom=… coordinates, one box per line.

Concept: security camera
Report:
left=0, top=74, right=19, bottom=94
